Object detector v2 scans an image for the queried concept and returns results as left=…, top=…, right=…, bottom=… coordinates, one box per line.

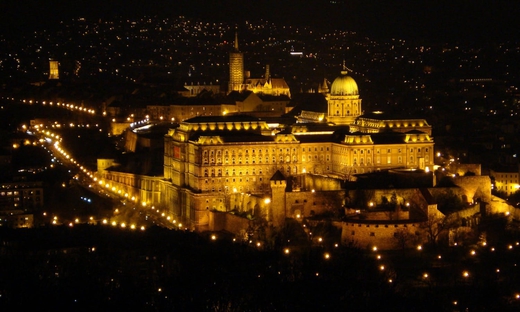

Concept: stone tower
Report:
left=49, top=60, right=59, bottom=80
left=228, top=32, right=244, bottom=93
left=269, top=170, right=287, bottom=227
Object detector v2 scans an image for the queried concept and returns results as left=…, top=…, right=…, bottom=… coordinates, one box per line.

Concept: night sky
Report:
left=1, top=0, right=519, bottom=43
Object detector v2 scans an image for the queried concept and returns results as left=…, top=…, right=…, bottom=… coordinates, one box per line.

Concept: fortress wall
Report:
left=285, top=190, right=346, bottom=218
left=341, top=221, right=423, bottom=250
left=303, top=174, right=343, bottom=191
left=452, top=175, right=492, bottom=203
left=208, top=210, right=250, bottom=234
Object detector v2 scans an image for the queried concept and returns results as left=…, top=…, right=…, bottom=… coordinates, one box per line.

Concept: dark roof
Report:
left=284, top=93, right=327, bottom=116
left=257, top=93, right=290, bottom=101
left=225, top=90, right=254, bottom=102
left=294, top=134, right=335, bottom=143
left=270, top=170, right=286, bottom=181
left=405, top=129, right=427, bottom=134
left=369, top=131, right=407, bottom=144
left=359, top=111, right=427, bottom=121
left=183, top=115, right=261, bottom=123
left=419, top=188, right=436, bottom=205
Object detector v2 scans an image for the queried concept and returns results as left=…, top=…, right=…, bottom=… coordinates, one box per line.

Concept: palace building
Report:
left=99, top=56, right=435, bottom=234
left=155, top=67, right=434, bottom=229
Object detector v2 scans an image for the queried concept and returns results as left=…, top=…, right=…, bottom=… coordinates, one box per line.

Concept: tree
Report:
left=420, top=213, right=454, bottom=246
left=433, top=189, right=465, bottom=214
left=393, top=228, right=415, bottom=251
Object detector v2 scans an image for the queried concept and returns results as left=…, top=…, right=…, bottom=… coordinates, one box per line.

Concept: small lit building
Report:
left=0, top=181, right=44, bottom=212
left=490, top=167, right=519, bottom=196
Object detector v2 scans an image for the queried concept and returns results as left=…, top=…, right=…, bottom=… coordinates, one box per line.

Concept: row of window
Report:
left=203, top=166, right=299, bottom=177
left=203, top=155, right=298, bottom=164
left=0, top=190, right=41, bottom=196
left=203, top=148, right=298, bottom=157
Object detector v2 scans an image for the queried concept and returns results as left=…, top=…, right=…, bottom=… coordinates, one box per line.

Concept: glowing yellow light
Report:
left=211, top=234, right=217, bottom=240
left=102, top=219, right=108, bottom=224
left=380, top=265, right=385, bottom=271
left=140, top=226, right=145, bottom=231
left=324, top=253, right=330, bottom=259
left=463, top=271, right=469, bottom=278
left=417, top=245, right=422, bottom=251
left=372, top=246, right=378, bottom=252
left=264, top=198, right=271, bottom=204
left=284, top=248, right=290, bottom=254
left=111, top=221, right=117, bottom=226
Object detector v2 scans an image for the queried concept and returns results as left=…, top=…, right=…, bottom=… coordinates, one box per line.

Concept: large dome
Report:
left=330, top=71, right=358, bottom=96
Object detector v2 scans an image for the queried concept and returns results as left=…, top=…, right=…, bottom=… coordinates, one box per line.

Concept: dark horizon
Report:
left=1, top=0, right=519, bottom=43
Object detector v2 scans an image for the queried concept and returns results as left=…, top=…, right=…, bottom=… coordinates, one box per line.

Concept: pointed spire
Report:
left=234, top=31, right=239, bottom=52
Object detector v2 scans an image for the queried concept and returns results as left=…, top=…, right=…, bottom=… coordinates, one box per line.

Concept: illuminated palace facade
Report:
left=157, top=69, right=434, bottom=228
left=99, top=68, right=434, bottom=231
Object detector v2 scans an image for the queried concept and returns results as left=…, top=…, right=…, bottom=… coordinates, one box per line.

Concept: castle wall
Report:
left=208, top=210, right=250, bottom=234
left=303, top=174, right=343, bottom=191
left=285, top=190, right=346, bottom=218
left=452, top=175, right=492, bottom=203
left=341, top=221, right=423, bottom=250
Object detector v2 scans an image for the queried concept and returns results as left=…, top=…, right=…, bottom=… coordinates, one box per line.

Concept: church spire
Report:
left=234, top=31, right=239, bottom=52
